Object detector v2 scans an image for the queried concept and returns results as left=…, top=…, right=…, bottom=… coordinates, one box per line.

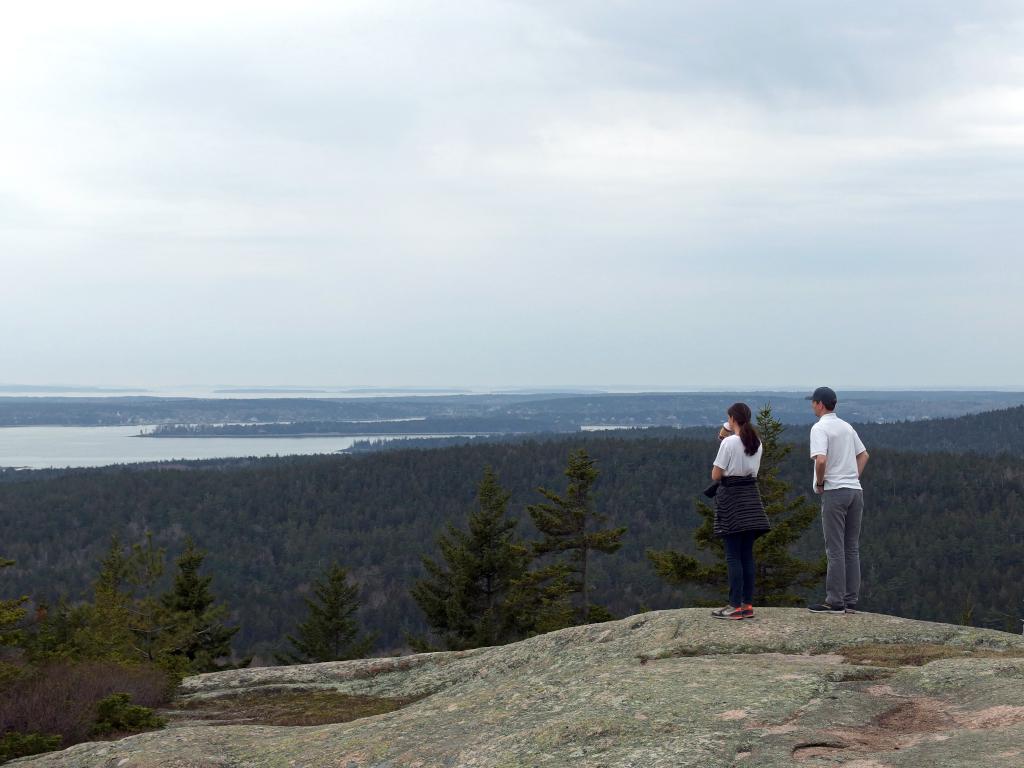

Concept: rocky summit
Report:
left=15, top=608, right=1024, bottom=767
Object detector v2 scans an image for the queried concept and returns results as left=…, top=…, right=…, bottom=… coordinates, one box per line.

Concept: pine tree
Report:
left=0, top=557, right=28, bottom=646
left=125, top=532, right=171, bottom=666
left=647, top=404, right=825, bottom=605
left=410, top=466, right=530, bottom=650
left=504, top=560, right=577, bottom=635
left=77, top=535, right=136, bottom=661
left=160, top=537, right=239, bottom=671
left=20, top=597, right=84, bottom=663
left=279, top=563, right=375, bottom=663
left=20, top=539, right=134, bottom=663
left=524, top=449, right=626, bottom=626
left=95, top=534, right=131, bottom=597
left=750, top=405, right=827, bottom=604
left=22, top=535, right=237, bottom=674
left=62, top=533, right=171, bottom=666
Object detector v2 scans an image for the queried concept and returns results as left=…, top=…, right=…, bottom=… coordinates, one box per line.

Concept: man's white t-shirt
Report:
left=809, top=413, right=866, bottom=491
left=714, top=434, right=762, bottom=477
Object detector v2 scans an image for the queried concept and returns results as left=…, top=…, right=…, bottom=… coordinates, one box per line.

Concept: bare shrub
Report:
left=0, top=661, right=173, bottom=745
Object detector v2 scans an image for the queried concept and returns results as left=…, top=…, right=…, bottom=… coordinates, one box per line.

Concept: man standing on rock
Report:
left=806, top=386, right=869, bottom=615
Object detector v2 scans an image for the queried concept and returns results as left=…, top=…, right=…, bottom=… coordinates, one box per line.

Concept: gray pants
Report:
left=821, top=488, right=864, bottom=607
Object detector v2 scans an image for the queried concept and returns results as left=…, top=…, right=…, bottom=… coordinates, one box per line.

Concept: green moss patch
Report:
left=838, top=643, right=1024, bottom=668
left=173, top=688, right=421, bottom=726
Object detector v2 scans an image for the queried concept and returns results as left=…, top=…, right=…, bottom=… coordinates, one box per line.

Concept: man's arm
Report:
left=814, top=455, right=827, bottom=491
left=856, top=450, right=869, bottom=477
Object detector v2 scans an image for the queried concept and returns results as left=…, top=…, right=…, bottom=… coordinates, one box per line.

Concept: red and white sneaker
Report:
left=741, top=604, right=755, bottom=619
left=711, top=605, right=746, bottom=620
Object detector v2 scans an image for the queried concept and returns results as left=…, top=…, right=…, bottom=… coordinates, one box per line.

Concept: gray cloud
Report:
left=1, top=1, right=1022, bottom=387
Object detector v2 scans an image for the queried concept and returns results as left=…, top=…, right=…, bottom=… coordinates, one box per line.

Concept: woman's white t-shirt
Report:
left=713, top=434, right=762, bottom=477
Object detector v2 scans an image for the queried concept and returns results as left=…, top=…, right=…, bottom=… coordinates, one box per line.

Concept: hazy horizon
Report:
left=3, top=382, right=1024, bottom=395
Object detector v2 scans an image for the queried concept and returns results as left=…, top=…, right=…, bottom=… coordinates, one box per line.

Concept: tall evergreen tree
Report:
left=279, top=563, right=375, bottom=663
left=43, top=533, right=172, bottom=666
left=20, top=537, right=134, bottom=663
left=504, top=560, right=576, bottom=636
left=125, top=532, right=170, bottom=666
left=25, top=535, right=238, bottom=674
left=748, top=405, right=827, bottom=604
left=647, top=404, right=825, bottom=605
left=78, top=535, right=137, bottom=661
left=95, top=535, right=131, bottom=598
left=160, top=537, right=239, bottom=671
left=410, top=467, right=530, bottom=650
left=20, top=597, right=84, bottom=663
left=1, top=557, right=27, bottom=647
left=525, top=449, right=626, bottom=625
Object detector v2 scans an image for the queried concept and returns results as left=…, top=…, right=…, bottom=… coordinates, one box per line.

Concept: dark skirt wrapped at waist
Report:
left=713, top=475, right=771, bottom=538
left=720, top=475, right=758, bottom=488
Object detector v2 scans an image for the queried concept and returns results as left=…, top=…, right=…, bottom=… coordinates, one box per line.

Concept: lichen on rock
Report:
left=13, top=608, right=1024, bottom=767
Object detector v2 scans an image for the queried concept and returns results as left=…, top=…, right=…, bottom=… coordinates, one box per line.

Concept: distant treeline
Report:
left=350, top=405, right=1024, bottom=458
left=3, top=409, right=1023, bottom=658
left=3, top=391, right=1022, bottom=428
left=146, top=417, right=550, bottom=437
left=0, top=395, right=468, bottom=427
left=852, top=405, right=1024, bottom=457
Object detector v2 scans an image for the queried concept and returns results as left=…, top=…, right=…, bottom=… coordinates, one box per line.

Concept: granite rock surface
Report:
left=14, top=608, right=1024, bottom=767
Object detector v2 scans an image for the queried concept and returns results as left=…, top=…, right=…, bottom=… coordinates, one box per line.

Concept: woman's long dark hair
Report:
left=728, top=402, right=761, bottom=456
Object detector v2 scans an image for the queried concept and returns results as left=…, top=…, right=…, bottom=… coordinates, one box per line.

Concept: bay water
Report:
left=0, top=426, right=449, bottom=470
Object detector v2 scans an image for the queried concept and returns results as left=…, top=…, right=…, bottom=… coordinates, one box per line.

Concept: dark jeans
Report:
left=724, top=530, right=758, bottom=607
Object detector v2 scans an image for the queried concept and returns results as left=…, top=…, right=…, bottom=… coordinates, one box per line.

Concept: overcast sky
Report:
left=2, top=1, right=1022, bottom=388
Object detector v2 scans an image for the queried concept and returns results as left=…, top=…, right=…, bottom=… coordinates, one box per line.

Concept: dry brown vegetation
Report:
left=0, top=661, right=173, bottom=745
left=171, top=688, right=422, bottom=726
left=837, top=642, right=1024, bottom=667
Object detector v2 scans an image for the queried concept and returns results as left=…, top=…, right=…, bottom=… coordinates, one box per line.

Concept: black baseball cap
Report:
left=806, top=386, right=838, bottom=409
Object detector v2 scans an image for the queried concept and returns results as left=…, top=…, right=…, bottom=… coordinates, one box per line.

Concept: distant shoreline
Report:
left=137, top=431, right=504, bottom=439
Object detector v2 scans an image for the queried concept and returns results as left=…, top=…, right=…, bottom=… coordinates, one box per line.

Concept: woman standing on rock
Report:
left=709, top=403, right=771, bottom=620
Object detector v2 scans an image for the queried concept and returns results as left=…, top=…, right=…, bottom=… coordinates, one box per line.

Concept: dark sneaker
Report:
left=711, top=605, right=745, bottom=620
left=741, top=604, right=755, bottom=619
left=808, top=603, right=845, bottom=614
left=845, top=605, right=858, bottom=614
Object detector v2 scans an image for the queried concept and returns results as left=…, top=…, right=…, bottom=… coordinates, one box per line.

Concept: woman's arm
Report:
left=712, top=434, right=731, bottom=481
